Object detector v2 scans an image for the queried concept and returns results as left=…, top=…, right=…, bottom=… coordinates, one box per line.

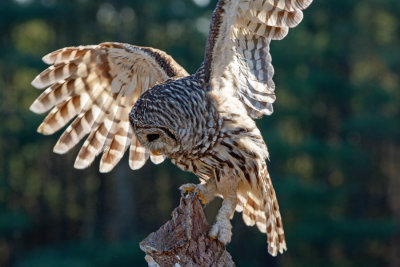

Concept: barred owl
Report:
left=30, top=0, right=313, bottom=256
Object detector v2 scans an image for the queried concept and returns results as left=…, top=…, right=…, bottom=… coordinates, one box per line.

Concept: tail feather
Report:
left=261, top=167, right=287, bottom=256
left=236, top=165, right=286, bottom=256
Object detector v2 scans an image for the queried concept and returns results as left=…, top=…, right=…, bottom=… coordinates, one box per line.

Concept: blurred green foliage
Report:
left=0, top=0, right=399, bottom=266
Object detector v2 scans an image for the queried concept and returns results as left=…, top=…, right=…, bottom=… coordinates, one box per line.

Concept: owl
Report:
left=30, top=0, right=313, bottom=256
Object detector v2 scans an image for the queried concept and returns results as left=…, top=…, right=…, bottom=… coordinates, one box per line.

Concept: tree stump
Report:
left=140, top=192, right=235, bottom=266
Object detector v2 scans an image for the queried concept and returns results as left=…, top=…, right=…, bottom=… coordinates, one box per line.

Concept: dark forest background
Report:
left=0, top=0, right=399, bottom=266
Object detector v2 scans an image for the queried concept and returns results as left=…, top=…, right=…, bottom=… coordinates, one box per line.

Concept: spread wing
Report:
left=30, top=42, right=188, bottom=172
left=203, top=0, right=313, bottom=118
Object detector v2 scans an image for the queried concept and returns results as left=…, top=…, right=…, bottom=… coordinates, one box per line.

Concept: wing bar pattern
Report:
left=31, top=42, right=188, bottom=172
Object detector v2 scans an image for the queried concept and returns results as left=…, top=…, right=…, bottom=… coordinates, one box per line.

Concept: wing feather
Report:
left=203, top=0, right=313, bottom=118
left=129, top=137, right=149, bottom=170
left=31, top=42, right=188, bottom=172
left=42, top=45, right=99, bottom=65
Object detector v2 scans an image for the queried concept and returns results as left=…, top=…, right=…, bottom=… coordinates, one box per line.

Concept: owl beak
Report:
left=151, top=150, right=162, bottom=156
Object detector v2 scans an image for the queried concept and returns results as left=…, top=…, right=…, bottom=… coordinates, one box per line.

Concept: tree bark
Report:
left=140, top=192, right=235, bottom=267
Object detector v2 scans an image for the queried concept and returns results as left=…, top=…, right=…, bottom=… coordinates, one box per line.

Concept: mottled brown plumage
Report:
left=31, top=42, right=188, bottom=172
left=30, top=0, right=313, bottom=256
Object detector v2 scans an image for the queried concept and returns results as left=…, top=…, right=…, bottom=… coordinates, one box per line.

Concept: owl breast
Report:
left=172, top=110, right=269, bottom=186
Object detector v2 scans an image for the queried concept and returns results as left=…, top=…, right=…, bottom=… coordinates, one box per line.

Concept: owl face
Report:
left=132, top=124, right=179, bottom=156
left=129, top=91, right=182, bottom=157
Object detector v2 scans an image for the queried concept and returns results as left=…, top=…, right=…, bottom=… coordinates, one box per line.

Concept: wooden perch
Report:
left=140, top=192, right=235, bottom=266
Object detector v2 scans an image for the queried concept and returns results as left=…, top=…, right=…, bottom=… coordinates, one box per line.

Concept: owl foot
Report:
left=210, top=218, right=232, bottom=244
left=179, top=183, right=208, bottom=204
left=209, top=192, right=237, bottom=245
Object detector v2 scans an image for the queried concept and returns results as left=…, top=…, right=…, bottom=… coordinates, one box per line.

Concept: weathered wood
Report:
left=140, top=192, right=235, bottom=266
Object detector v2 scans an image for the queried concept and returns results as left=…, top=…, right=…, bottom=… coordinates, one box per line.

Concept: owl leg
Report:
left=209, top=191, right=237, bottom=244
left=179, top=180, right=217, bottom=205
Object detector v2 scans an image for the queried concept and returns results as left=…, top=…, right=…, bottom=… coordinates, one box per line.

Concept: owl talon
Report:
left=179, top=183, right=209, bottom=205
left=198, top=193, right=207, bottom=205
left=179, top=183, right=195, bottom=195
left=209, top=219, right=232, bottom=245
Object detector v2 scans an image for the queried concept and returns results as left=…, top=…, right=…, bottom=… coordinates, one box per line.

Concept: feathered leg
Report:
left=209, top=190, right=237, bottom=244
left=208, top=168, right=239, bottom=244
left=180, top=177, right=237, bottom=244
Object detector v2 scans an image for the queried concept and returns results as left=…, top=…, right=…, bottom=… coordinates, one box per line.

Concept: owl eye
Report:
left=147, top=134, right=160, bottom=142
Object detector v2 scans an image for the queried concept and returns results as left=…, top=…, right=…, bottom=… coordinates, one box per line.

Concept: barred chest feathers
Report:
left=173, top=90, right=270, bottom=187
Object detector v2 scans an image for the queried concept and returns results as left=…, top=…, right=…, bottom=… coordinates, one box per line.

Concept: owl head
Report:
left=129, top=98, right=180, bottom=157
left=129, top=82, right=188, bottom=157
left=129, top=78, right=216, bottom=158
left=131, top=122, right=180, bottom=157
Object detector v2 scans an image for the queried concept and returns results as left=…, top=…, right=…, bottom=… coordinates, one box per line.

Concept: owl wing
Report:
left=30, top=42, right=189, bottom=173
left=203, top=0, right=313, bottom=118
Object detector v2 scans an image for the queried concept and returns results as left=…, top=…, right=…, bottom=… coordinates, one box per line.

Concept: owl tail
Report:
left=236, top=165, right=287, bottom=256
